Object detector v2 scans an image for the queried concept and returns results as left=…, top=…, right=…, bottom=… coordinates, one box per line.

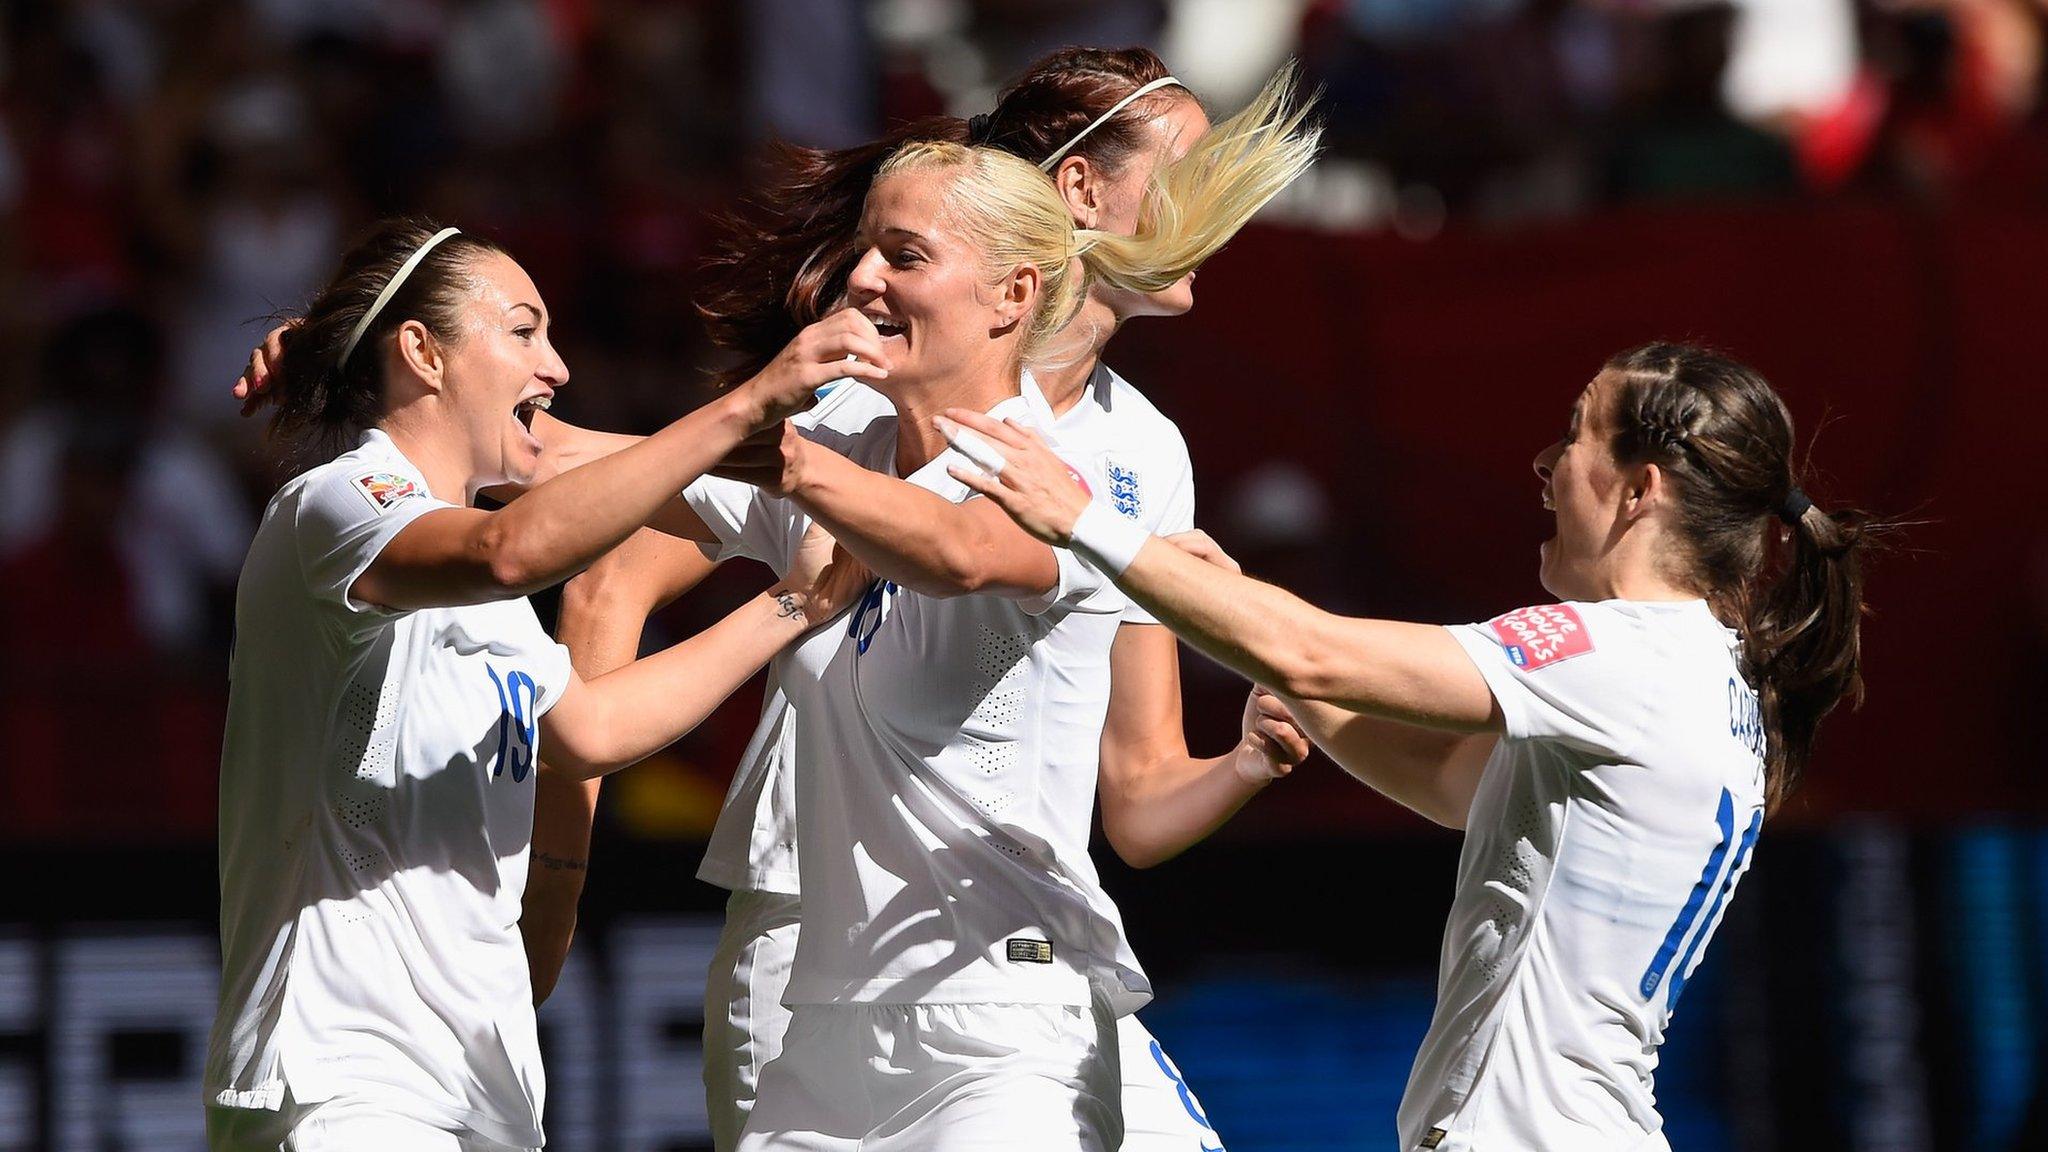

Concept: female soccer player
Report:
left=526, top=52, right=1315, bottom=1151
left=206, top=219, right=873, bottom=1152
left=620, top=122, right=1312, bottom=1150
left=945, top=344, right=1881, bottom=1151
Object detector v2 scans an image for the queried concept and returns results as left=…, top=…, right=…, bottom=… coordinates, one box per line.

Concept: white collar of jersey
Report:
left=1019, top=366, right=1115, bottom=432
left=904, top=387, right=1057, bottom=491
left=1086, top=362, right=1115, bottom=411
left=1015, top=373, right=1062, bottom=438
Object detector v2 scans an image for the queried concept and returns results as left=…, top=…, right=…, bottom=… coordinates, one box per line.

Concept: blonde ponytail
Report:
left=868, top=65, right=1318, bottom=366
left=1079, top=62, right=1321, bottom=294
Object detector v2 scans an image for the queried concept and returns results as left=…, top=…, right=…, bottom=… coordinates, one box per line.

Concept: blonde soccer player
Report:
left=948, top=344, right=1882, bottom=1152
left=206, top=219, right=872, bottom=1151
left=523, top=52, right=1313, bottom=1152
left=599, top=113, right=1315, bottom=1149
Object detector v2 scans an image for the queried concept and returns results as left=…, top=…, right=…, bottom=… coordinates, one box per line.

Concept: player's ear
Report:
left=1625, top=461, right=1664, bottom=523
left=1050, top=156, right=1100, bottom=229
left=396, top=319, right=443, bottom=393
left=991, top=263, right=1040, bottom=330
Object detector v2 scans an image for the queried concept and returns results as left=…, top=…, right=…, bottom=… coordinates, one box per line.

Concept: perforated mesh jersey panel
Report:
left=331, top=676, right=398, bottom=832
left=975, top=630, right=1029, bottom=684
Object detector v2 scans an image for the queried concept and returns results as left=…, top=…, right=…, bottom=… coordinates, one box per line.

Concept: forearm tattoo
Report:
left=774, top=590, right=806, bottom=621
left=533, top=851, right=587, bottom=874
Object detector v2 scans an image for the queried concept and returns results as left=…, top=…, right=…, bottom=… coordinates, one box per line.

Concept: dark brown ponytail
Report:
left=269, top=216, right=504, bottom=464
left=1602, top=343, right=1888, bottom=812
left=696, top=46, right=1190, bottom=385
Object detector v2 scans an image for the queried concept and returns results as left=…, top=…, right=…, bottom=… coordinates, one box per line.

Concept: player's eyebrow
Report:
left=507, top=302, right=545, bottom=324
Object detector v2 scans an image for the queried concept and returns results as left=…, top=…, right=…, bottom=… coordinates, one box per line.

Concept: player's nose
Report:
left=847, top=248, right=888, bottom=300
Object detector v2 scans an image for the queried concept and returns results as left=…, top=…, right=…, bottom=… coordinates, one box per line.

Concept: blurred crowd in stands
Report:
left=1, top=0, right=2042, bottom=842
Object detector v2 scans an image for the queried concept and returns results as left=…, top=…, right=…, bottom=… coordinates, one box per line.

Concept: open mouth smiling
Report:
left=514, top=394, right=552, bottom=432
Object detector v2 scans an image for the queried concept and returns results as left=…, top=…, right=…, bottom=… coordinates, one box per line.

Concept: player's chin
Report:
left=1140, top=283, right=1195, bottom=316
left=1536, top=538, right=1559, bottom=595
left=501, top=441, right=545, bottom=489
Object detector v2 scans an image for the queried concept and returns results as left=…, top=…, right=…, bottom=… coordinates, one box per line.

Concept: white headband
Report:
left=340, top=226, right=462, bottom=368
left=1037, top=75, right=1186, bottom=172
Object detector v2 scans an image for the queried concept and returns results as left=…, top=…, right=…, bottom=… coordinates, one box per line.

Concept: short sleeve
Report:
left=295, top=462, right=456, bottom=616
left=1446, top=602, right=1645, bottom=758
left=682, top=474, right=804, bottom=574
left=1122, top=439, right=1194, bottom=626
left=1038, top=547, right=1123, bottom=618
left=903, top=440, right=1119, bottom=619
left=502, top=600, right=576, bottom=719
left=1148, top=456, right=1195, bottom=538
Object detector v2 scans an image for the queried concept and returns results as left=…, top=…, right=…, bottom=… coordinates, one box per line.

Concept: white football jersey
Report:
left=694, top=381, right=897, bottom=895
left=685, top=382, right=1139, bottom=1008
left=1031, top=364, right=1196, bottom=625
left=692, top=367, right=1195, bottom=1015
left=207, top=430, right=572, bottom=1149
left=696, top=366, right=1196, bottom=896
left=1024, top=363, right=1198, bottom=1010
left=1400, top=599, right=1767, bottom=1152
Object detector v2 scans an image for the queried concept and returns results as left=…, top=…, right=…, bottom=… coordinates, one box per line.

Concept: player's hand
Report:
left=233, top=320, right=298, bottom=418
left=732, top=309, right=890, bottom=432
left=778, top=525, right=870, bottom=627
left=936, top=408, right=1091, bottom=545
left=1163, top=529, right=1241, bottom=574
left=711, top=421, right=811, bottom=496
left=1236, top=686, right=1311, bottom=783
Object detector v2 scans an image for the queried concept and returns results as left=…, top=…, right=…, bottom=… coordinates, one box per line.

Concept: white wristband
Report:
left=1069, top=501, right=1151, bottom=577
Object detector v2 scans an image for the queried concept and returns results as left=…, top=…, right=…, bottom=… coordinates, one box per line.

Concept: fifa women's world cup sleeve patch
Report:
left=1487, top=604, right=1596, bottom=671
left=297, top=462, right=446, bottom=617
left=351, top=470, right=425, bottom=514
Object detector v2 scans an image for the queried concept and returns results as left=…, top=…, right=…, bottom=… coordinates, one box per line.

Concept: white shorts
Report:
left=734, top=998, right=1122, bottom=1152
left=704, top=887, right=803, bottom=1151
left=205, top=1096, right=533, bottom=1152
left=705, top=890, right=1225, bottom=1152
left=1118, top=1015, right=1227, bottom=1152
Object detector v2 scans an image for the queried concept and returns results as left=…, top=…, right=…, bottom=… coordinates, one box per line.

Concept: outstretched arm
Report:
left=523, top=531, right=720, bottom=1004
left=1278, top=696, right=1495, bottom=830
left=232, top=317, right=872, bottom=568
left=540, top=529, right=867, bottom=779
left=1148, top=528, right=1489, bottom=830
left=941, top=408, right=1502, bottom=732
left=713, top=421, right=1063, bottom=601
left=238, top=319, right=719, bottom=499
left=350, top=313, right=886, bottom=611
